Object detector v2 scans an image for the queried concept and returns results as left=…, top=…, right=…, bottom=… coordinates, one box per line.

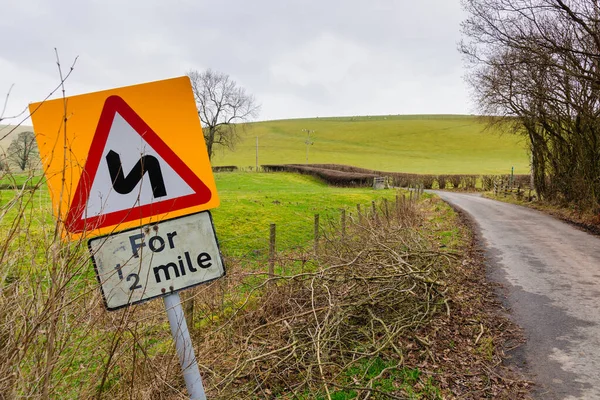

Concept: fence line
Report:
left=222, top=192, right=420, bottom=275
left=493, top=177, right=534, bottom=201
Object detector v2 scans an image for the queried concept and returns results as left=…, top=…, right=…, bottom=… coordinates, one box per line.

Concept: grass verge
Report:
left=0, top=171, right=532, bottom=398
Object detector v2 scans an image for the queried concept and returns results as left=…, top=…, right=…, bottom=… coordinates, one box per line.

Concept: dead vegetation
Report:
left=195, top=199, right=443, bottom=398
left=0, top=185, right=531, bottom=399
left=183, top=196, right=532, bottom=399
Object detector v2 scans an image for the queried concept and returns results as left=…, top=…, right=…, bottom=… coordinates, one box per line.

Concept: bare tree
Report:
left=460, top=0, right=600, bottom=210
left=7, top=131, right=38, bottom=171
left=187, top=69, right=260, bottom=159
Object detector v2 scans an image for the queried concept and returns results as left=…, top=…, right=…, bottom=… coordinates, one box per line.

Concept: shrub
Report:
left=420, top=175, right=436, bottom=189
left=513, top=174, right=531, bottom=188
left=261, top=164, right=377, bottom=187
left=388, top=173, right=420, bottom=188
left=481, top=175, right=495, bottom=191
left=303, top=164, right=376, bottom=174
left=437, top=175, right=448, bottom=189
left=449, top=175, right=462, bottom=189
left=462, top=175, right=477, bottom=190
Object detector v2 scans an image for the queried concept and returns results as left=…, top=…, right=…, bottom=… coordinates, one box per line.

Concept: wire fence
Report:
left=218, top=190, right=424, bottom=272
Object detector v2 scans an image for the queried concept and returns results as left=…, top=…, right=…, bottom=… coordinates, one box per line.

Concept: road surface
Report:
left=433, top=191, right=600, bottom=400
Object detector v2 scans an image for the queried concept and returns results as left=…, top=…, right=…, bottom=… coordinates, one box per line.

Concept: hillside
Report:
left=2, top=115, right=530, bottom=175
left=213, top=115, right=530, bottom=175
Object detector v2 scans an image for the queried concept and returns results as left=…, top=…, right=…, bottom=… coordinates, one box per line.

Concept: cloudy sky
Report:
left=1, top=0, right=471, bottom=123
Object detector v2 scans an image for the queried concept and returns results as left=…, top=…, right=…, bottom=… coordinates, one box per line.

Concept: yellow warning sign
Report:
left=29, top=76, right=220, bottom=238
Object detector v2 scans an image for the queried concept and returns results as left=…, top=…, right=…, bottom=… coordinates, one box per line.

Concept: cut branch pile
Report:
left=198, top=204, right=455, bottom=398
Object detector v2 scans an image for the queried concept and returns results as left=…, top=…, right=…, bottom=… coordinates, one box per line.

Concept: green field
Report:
left=0, top=170, right=430, bottom=398
left=212, top=115, right=529, bottom=174
left=211, top=171, right=404, bottom=258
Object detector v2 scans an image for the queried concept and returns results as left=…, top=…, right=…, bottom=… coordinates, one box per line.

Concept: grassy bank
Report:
left=0, top=172, right=421, bottom=397
left=0, top=171, right=529, bottom=398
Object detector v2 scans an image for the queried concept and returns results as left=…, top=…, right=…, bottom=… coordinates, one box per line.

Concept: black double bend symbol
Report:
left=106, top=150, right=167, bottom=198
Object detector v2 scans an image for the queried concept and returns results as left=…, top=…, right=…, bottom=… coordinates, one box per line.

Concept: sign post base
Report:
left=164, top=292, right=206, bottom=400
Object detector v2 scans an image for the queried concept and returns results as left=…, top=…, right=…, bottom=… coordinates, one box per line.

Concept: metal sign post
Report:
left=31, top=77, right=224, bottom=399
left=164, top=293, right=206, bottom=400
left=89, top=211, right=225, bottom=399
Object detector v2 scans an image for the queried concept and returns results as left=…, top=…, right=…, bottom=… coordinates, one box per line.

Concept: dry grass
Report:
left=191, top=198, right=443, bottom=398
left=0, top=174, right=532, bottom=399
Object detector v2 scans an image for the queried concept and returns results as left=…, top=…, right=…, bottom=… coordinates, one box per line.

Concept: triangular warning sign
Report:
left=65, top=95, right=212, bottom=233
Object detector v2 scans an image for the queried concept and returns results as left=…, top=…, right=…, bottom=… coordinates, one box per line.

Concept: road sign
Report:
left=64, top=95, right=212, bottom=233
left=29, top=76, right=219, bottom=237
left=88, top=211, right=225, bottom=310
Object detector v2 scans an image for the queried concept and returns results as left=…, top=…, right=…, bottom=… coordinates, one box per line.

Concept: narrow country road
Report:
left=433, top=191, right=600, bottom=400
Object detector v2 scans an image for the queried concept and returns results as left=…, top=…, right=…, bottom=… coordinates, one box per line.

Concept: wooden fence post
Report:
left=384, top=198, right=389, bottom=222
left=314, top=214, right=320, bottom=254
left=340, top=209, right=346, bottom=239
left=371, top=200, right=377, bottom=221
left=357, top=204, right=362, bottom=222
left=269, top=223, right=276, bottom=277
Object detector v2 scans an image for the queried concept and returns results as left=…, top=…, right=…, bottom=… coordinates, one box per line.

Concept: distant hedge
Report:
left=261, top=164, right=532, bottom=190
left=212, top=165, right=238, bottom=172
left=262, top=164, right=377, bottom=187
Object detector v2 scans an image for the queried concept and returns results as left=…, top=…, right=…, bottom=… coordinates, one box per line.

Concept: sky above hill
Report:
left=1, top=0, right=471, bottom=123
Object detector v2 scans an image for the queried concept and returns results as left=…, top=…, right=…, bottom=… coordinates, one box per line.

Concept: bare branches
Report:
left=53, top=48, right=77, bottom=239
left=0, top=53, right=78, bottom=142
left=191, top=199, right=452, bottom=398
left=0, top=84, right=15, bottom=122
left=0, top=84, right=29, bottom=129
left=461, top=0, right=600, bottom=209
left=187, top=69, right=260, bottom=159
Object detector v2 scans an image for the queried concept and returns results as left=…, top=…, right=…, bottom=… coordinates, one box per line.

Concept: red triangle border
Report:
left=65, top=95, right=212, bottom=233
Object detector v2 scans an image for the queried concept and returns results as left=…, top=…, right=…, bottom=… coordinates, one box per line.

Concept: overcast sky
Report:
left=1, top=0, right=471, bottom=123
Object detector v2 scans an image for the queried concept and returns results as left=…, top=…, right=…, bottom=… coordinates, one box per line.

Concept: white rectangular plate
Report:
left=89, top=211, right=225, bottom=310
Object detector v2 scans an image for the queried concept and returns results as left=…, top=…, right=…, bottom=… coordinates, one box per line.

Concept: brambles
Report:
left=190, top=195, right=448, bottom=398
